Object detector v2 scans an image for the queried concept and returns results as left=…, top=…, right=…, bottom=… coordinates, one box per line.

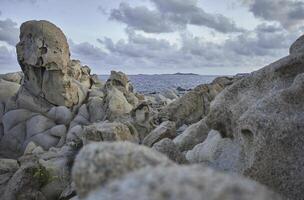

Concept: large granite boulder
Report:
left=85, top=165, right=282, bottom=200
left=72, top=142, right=173, bottom=198
left=16, top=20, right=89, bottom=109
left=206, top=34, right=304, bottom=199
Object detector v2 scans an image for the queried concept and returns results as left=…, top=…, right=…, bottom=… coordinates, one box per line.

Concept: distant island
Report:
left=172, top=72, right=199, bottom=76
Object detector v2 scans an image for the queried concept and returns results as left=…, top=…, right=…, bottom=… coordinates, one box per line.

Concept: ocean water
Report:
left=99, top=74, right=218, bottom=94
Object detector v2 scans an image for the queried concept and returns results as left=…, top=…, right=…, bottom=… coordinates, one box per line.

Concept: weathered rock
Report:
left=72, top=142, right=174, bottom=198
left=86, top=165, right=282, bottom=200
left=143, top=121, right=176, bottom=147
left=130, top=101, right=155, bottom=141
left=2, top=162, right=48, bottom=200
left=0, top=109, right=35, bottom=158
left=1, top=72, right=23, bottom=84
left=104, top=86, right=133, bottom=120
left=47, top=106, right=73, bottom=125
left=106, top=71, right=132, bottom=93
left=0, top=159, right=19, bottom=195
left=16, top=20, right=89, bottom=108
left=69, top=104, right=90, bottom=129
left=186, top=130, right=243, bottom=172
left=81, top=121, right=135, bottom=144
left=206, top=36, right=304, bottom=199
left=161, top=89, right=178, bottom=100
left=158, top=77, right=235, bottom=127
left=173, top=118, right=209, bottom=152
left=152, top=138, right=187, bottom=164
left=68, top=60, right=92, bottom=88
left=0, top=79, right=20, bottom=103
left=14, top=86, right=53, bottom=113
left=290, top=34, right=304, bottom=54
left=0, top=110, right=66, bottom=158
left=87, top=97, right=105, bottom=122
left=38, top=145, right=77, bottom=200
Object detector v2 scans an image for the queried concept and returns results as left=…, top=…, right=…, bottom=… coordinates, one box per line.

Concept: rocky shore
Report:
left=0, top=20, right=303, bottom=200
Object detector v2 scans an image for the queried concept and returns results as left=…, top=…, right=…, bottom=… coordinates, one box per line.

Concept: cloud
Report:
left=110, top=1, right=244, bottom=33
left=68, top=24, right=301, bottom=74
left=69, top=40, right=107, bottom=60
left=110, top=3, right=182, bottom=33
left=0, top=18, right=19, bottom=46
left=243, top=0, right=304, bottom=30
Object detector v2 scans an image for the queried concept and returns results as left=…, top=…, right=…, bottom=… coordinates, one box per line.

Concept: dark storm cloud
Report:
left=110, top=1, right=244, bottom=33
left=244, top=0, right=304, bottom=29
left=0, top=18, right=19, bottom=46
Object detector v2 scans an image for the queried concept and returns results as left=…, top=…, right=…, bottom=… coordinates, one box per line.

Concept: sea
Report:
left=99, top=74, right=218, bottom=94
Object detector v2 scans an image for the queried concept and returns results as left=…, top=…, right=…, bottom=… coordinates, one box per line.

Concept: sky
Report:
left=0, top=0, right=304, bottom=75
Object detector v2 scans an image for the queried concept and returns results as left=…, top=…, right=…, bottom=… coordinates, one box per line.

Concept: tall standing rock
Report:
left=16, top=20, right=88, bottom=108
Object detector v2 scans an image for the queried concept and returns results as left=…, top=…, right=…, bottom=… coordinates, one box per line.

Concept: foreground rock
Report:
left=72, top=142, right=174, bottom=198
left=85, top=165, right=282, bottom=200
left=152, top=138, right=187, bottom=164
left=206, top=35, right=304, bottom=199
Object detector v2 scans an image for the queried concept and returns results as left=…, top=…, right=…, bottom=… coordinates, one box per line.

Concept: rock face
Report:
left=143, top=121, right=176, bottom=147
left=0, top=19, right=301, bottom=200
left=72, top=142, right=174, bottom=198
left=290, top=34, right=304, bottom=54
left=81, top=121, right=136, bottom=144
left=0, top=79, right=20, bottom=103
left=0, top=109, right=67, bottom=158
left=158, top=77, right=235, bottom=127
left=186, top=130, right=243, bottom=172
left=85, top=165, right=282, bottom=200
left=206, top=37, right=304, bottom=199
left=173, top=118, right=209, bottom=152
left=103, top=71, right=138, bottom=120
left=152, top=138, right=187, bottom=164
left=16, top=20, right=90, bottom=109
left=1, top=72, right=23, bottom=84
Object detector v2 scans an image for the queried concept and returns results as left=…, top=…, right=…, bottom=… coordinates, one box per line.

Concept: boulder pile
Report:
left=0, top=20, right=303, bottom=200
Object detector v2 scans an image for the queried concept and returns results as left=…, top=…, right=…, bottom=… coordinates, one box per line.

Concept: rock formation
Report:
left=1, top=19, right=303, bottom=200
left=16, top=20, right=90, bottom=110
left=85, top=165, right=282, bottom=200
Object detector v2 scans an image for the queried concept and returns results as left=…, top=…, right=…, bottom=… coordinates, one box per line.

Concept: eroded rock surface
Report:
left=16, top=20, right=90, bottom=109
left=158, top=77, right=236, bottom=127
left=85, top=165, right=282, bottom=200
left=206, top=35, right=304, bottom=199
left=72, top=142, right=174, bottom=198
